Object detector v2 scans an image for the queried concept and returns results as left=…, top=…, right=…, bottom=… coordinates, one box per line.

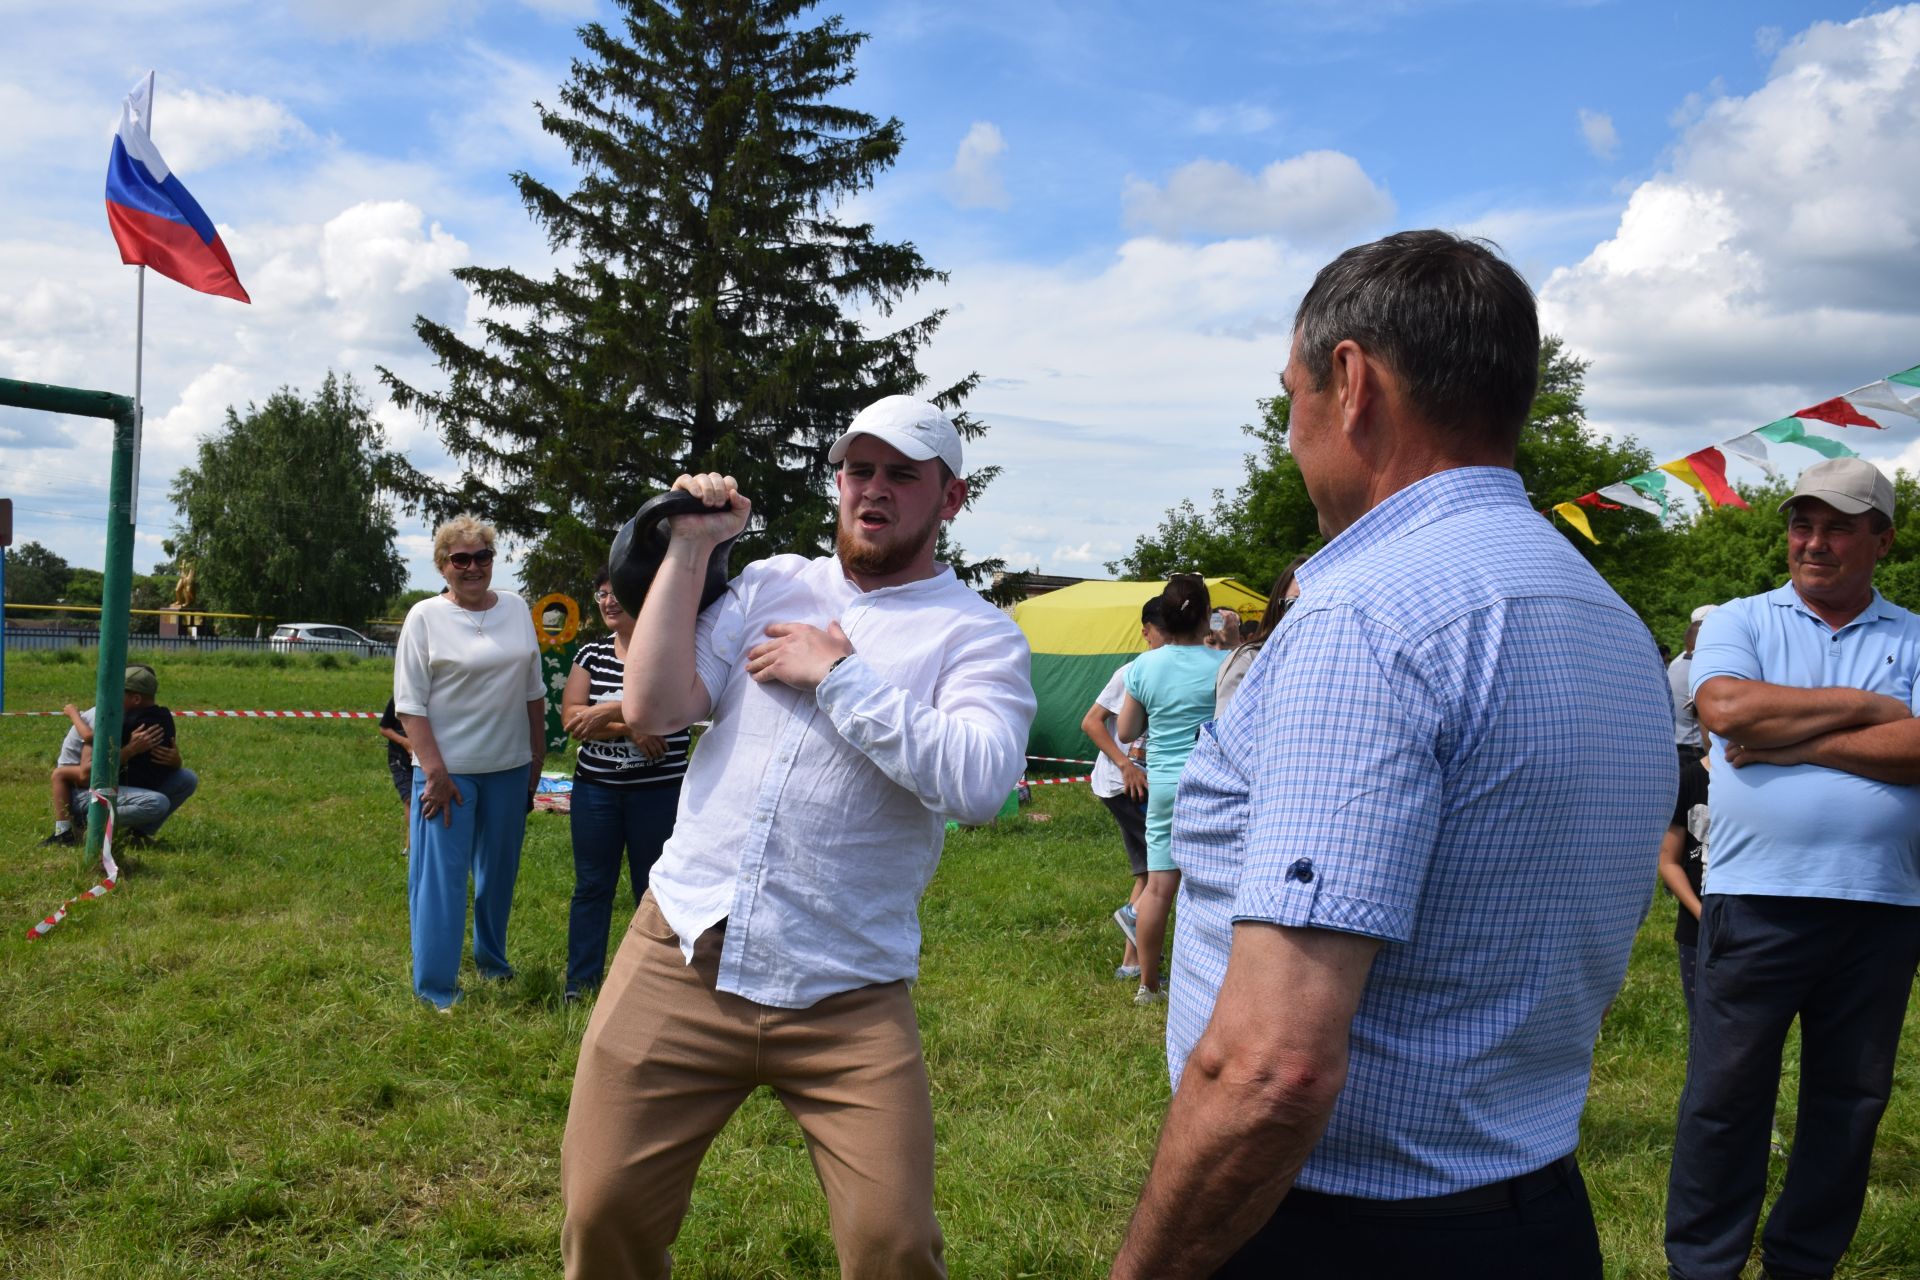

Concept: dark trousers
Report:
left=1214, top=1158, right=1602, bottom=1278
left=1677, top=939, right=1698, bottom=1023
left=566, top=777, right=681, bottom=994
left=1666, top=894, right=1920, bottom=1280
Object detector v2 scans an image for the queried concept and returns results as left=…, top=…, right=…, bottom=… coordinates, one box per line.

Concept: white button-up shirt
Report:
left=649, top=554, right=1036, bottom=1008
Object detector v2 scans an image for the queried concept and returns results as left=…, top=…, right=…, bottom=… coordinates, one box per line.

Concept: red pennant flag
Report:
left=1684, top=447, right=1749, bottom=509
left=1795, top=397, right=1882, bottom=429
left=1575, top=492, right=1623, bottom=511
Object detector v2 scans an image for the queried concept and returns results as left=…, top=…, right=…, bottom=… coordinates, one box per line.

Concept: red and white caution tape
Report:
left=1026, top=754, right=1097, bottom=765
left=1024, top=773, right=1093, bottom=787
left=26, top=791, right=121, bottom=942
left=2, top=709, right=378, bottom=719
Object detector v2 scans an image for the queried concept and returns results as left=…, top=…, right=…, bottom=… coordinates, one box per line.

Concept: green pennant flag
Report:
left=1624, top=471, right=1670, bottom=520
left=1755, top=417, right=1855, bottom=458
left=1891, top=364, right=1920, bottom=389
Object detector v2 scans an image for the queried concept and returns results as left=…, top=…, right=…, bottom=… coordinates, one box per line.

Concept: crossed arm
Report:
left=1111, top=923, right=1380, bottom=1279
left=1697, top=676, right=1920, bottom=785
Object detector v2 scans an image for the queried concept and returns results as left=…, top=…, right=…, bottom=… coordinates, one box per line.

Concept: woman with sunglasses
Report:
left=558, top=566, right=689, bottom=1002
left=393, top=513, right=546, bottom=1009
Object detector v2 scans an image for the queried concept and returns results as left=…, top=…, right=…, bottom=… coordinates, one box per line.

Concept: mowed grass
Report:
left=0, top=649, right=1914, bottom=1278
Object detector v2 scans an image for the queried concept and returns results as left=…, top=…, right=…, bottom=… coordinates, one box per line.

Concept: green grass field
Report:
left=1, top=650, right=1914, bottom=1278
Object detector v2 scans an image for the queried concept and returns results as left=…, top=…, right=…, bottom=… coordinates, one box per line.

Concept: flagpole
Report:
left=129, top=74, right=151, bottom=525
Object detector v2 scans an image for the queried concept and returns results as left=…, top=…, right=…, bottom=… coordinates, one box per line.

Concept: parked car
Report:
left=269, top=623, right=394, bottom=657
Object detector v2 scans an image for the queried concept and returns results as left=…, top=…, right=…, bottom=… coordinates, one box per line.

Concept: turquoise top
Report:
left=1124, top=643, right=1228, bottom=783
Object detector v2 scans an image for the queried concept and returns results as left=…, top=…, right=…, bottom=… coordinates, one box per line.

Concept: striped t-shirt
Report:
left=571, top=638, right=691, bottom=788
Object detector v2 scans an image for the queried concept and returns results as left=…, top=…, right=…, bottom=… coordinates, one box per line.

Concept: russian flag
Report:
left=104, top=73, right=249, bottom=303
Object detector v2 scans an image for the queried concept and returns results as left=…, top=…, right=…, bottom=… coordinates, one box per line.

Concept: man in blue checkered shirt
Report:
left=1112, top=231, right=1676, bottom=1279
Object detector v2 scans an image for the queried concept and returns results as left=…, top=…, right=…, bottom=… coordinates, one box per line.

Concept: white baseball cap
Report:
left=828, top=396, right=963, bottom=477
left=1690, top=604, right=1718, bottom=623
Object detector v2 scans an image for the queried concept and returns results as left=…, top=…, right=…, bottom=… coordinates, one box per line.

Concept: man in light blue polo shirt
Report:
left=1111, top=231, right=1675, bottom=1279
left=1667, top=456, right=1920, bottom=1280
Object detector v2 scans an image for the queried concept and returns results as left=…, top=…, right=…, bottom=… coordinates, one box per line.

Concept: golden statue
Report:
left=170, top=563, right=197, bottom=612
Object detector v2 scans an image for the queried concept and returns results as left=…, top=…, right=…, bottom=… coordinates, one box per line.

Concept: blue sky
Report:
left=3, top=0, right=1918, bottom=597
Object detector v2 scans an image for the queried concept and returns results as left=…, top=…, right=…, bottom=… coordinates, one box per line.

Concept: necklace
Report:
left=452, top=596, right=490, bottom=637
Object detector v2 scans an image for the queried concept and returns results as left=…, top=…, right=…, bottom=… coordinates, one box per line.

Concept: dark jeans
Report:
left=1214, top=1159, right=1602, bottom=1278
left=1677, top=939, right=1698, bottom=1024
left=1666, top=894, right=1920, bottom=1280
left=567, top=776, right=681, bottom=995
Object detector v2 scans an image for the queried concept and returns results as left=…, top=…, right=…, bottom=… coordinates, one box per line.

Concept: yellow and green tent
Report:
left=1010, top=578, right=1268, bottom=769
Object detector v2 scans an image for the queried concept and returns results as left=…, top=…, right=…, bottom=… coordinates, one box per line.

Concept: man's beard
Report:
left=836, top=505, right=945, bottom=578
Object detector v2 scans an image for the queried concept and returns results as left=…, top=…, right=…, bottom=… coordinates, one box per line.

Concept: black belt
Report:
left=1285, top=1153, right=1578, bottom=1219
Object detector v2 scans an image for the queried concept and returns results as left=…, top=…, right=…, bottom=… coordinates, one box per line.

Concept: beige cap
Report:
left=1689, top=604, right=1718, bottom=623
left=1779, top=457, right=1895, bottom=522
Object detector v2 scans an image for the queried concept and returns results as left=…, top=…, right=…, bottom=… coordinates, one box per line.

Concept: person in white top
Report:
left=561, top=397, right=1036, bottom=1280
left=1084, top=597, right=1166, bottom=980
left=393, top=514, right=546, bottom=1010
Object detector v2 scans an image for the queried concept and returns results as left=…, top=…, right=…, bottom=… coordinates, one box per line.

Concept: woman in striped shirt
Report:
left=560, top=567, right=690, bottom=1001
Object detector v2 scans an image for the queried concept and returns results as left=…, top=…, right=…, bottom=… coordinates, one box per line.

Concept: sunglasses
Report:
left=447, top=548, right=496, bottom=570
left=593, top=589, right=619, bottom=605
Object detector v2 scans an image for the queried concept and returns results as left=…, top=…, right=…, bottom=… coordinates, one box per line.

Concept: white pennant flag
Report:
left=1721, top=432, right=1780, bottom=479
left=1597, top=482, right=1665, bottom=517
left=1848, top=380, right=1920, bottom=420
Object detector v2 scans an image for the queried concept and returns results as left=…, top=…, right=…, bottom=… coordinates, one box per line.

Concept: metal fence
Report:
left=5, top=628, right=392, bottom=657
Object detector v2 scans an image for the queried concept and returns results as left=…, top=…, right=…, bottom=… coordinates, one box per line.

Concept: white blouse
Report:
left=393, top=591, right=545, bottom=774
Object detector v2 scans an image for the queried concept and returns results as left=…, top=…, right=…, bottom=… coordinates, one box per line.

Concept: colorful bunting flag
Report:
left=1720, top=432, right=1779, bottom=479
left=1659, top=458, right=1712, bottom=502
left=1892, top=364, right=1920, bottom=389
left=1754, top=418, right=1857, bottom=459
left=1849, top=380, right=1920, bottom=421
left=1794, top=397, right=1881, bottom=429
left=1624, top=472, right=1671, bottom=519
left=1553, top=502, right=1599, bottom=545
left=1683, top=447, right=1749, bottom=509
left=1575, top=492, right=1622, bottom=511
left=1597, top=482, right=1665, bottom=517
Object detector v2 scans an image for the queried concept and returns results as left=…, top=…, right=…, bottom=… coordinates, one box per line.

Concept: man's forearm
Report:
left=623, top=540, right=714, bottom=733
left=1113, top=1053, right=1339, bottom=1279
left=1796, top=718, right=1920, bottom=785
left=1697, top=677, right=1905, bottom=748
left=1114, top=924, right=1375, bottom=1279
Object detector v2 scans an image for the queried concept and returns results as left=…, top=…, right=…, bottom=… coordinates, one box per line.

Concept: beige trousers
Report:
left=560, top=890, right=946, bottom=1279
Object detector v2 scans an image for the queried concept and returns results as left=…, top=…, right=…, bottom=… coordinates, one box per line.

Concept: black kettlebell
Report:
left=607, top=490, right=742, bottom=617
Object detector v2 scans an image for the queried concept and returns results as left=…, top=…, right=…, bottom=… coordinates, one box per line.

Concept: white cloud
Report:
left=946, top=121, right=1010, bottom=210
left=1540, top=5, right=1920, bottom=461
left=1577, top=107, right=1618, bottom=160
left=1122, top=150, right=1393, bottom=242
left=148, top=88, right=313, bottom=173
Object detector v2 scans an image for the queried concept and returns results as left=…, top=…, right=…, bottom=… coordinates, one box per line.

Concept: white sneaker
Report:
left=1134, top=985, right=1165, bottom=1006
left=1115, top=964, right=1142, bottom=980
left=1112, top=903, right=1138, bottom=947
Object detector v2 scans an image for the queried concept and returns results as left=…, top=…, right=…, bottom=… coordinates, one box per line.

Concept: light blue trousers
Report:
left=408, top=766, right=528, bottom=1008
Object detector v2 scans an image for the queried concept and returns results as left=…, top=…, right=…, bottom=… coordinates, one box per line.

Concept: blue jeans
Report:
left=408, top=766, right=529, bottom=1008
left=117, top=767, right=200, bottom=835
left=567, top=777, right=681, bottom=995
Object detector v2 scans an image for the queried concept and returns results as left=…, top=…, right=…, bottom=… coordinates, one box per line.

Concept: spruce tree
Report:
left=381, top=0, right=995, bottom=595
